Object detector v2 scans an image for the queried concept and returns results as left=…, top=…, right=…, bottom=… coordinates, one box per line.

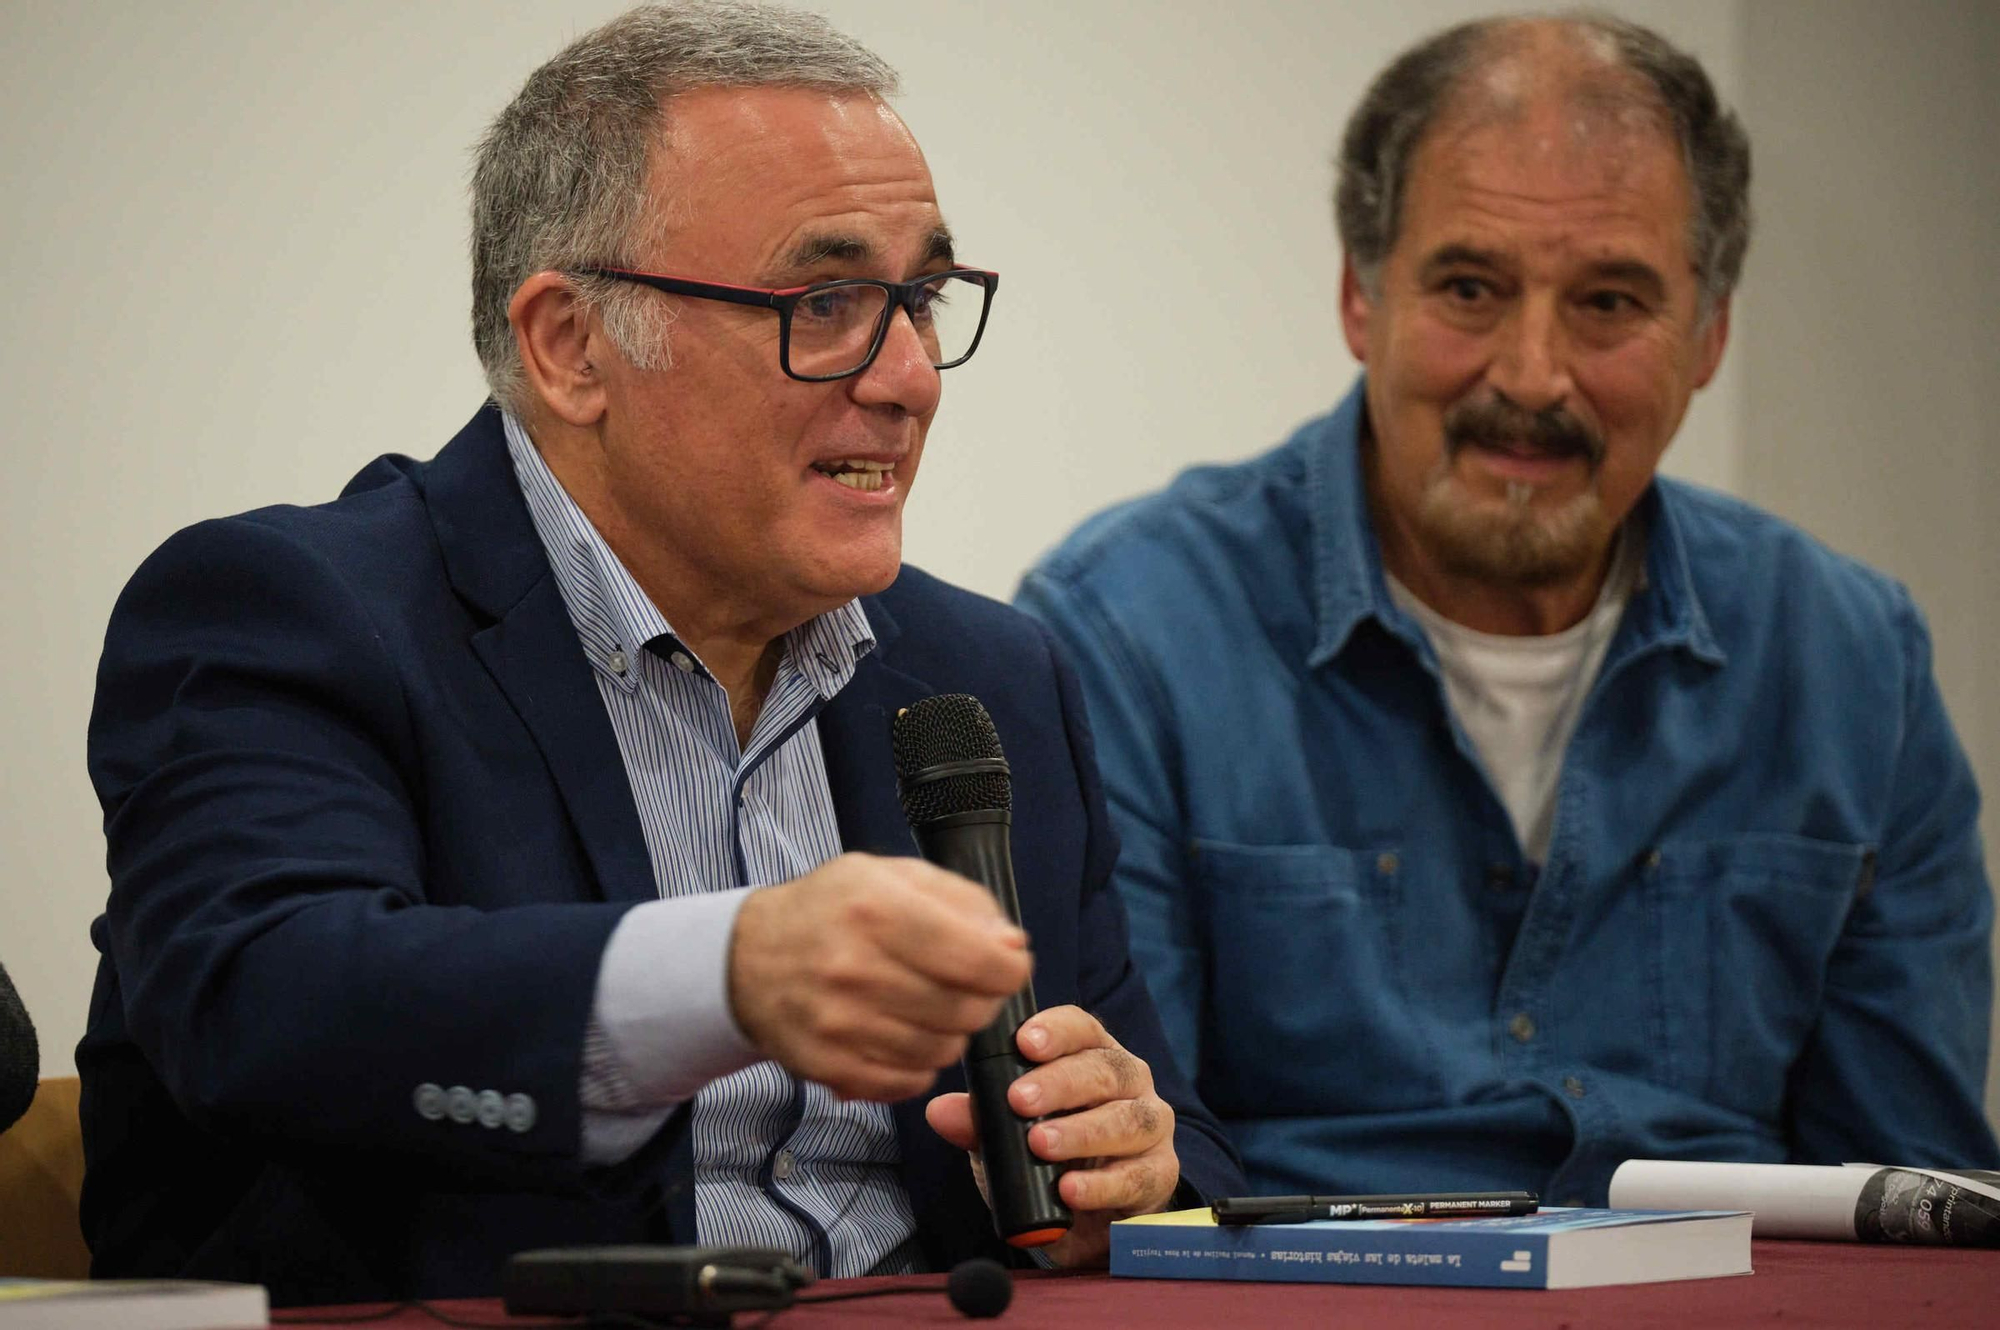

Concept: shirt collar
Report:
left=1304, top=376, right=1723, bottom=670
left=500, top=411, right=876, bottom=698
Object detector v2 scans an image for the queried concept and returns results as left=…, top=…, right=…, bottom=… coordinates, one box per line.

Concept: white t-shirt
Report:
left=1386, top=535, right=1639, bottom=864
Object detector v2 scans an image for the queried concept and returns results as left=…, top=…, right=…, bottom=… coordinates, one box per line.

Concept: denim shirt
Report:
left=1017, top=379, right=1996, bottom=1204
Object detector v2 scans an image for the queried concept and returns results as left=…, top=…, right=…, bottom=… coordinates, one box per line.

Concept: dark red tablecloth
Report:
left=278, top=1239, right=1999, bottom=1328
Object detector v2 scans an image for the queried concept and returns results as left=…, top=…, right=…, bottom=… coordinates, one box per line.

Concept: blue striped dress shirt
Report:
left=502, top=413, right=920, bottom=1277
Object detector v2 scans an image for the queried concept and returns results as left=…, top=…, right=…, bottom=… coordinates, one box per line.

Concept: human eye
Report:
left=796, top=284, right=866, bottom=324
left=1579, top=288, right=1641, bottom=316
left=1439, top=274, right=1493, bottom=305
left=909, top=276, right=956, bottom=322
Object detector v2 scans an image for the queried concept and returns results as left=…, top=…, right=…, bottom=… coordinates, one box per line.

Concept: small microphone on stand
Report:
left=503, top=1247, right=1013, bottom=1321
left=892, top=693, right=1071, bottom=1249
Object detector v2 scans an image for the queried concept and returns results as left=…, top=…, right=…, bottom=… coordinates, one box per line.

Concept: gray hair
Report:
left=1334, top=11, right=1751, bottom=315
left=470, top=2, right=899, bottom=415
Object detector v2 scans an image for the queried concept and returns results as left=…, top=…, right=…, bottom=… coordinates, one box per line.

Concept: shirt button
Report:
left=1485, top=864, right=1516, bottom=891
left=669, top=650, right=695, bottom=674
left=503, top=1093, right=537, bottom=1134
left=1376, top=852, right=1400, bottom=875
left=1563, top=1075, right=1586, bottom=1099
left=445, top=1085, right=477, bottom=1124
left=772, top=1149, right=797, bottom=1181
left=476, top=1088, right=506, bottom=1128
left=413, top=1083, right=446, bottom=1121
left=607, top=649, right=628, bottom=675
left=1508, top=1013, right=1536, bottom=1043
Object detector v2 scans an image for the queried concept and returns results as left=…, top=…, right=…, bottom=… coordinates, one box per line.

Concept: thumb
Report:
left=924, top=1092, right=978, bottom=1151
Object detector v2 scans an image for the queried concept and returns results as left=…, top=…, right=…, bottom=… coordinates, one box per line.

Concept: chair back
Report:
left=0, top=1076, right=90, bottom=1277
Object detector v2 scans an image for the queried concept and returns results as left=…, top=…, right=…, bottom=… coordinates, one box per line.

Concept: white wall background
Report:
left=0, top=2, right=1990, bottom=1132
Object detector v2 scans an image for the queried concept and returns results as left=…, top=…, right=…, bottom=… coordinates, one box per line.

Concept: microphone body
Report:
left=913, top=809, right=1069, bottom=1247
left=894, top=697, right=1071, bottom=1249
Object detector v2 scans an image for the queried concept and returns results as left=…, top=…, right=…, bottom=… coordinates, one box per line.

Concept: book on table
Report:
left=0, top=1278, right=268, bottom=1329
left=1109, top=1205, right=1751, bottom=1289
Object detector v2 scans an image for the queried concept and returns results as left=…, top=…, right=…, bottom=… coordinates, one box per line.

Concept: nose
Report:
left=1488, top=293, right=1574, bottom=413
left=849, top=306, right=942, bottom=417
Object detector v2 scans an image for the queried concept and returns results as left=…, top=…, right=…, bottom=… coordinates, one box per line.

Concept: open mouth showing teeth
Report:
left=813, top=459, right=894, bottom=492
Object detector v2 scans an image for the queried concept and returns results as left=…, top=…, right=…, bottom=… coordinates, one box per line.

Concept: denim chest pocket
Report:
left=1646, top=833, right=1872, bottom=1116
left=1191, top=838, right=1444, bottom=1113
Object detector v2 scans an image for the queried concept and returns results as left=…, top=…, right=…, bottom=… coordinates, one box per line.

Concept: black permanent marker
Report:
left=1211, top=1191, right=1540, bottom=1225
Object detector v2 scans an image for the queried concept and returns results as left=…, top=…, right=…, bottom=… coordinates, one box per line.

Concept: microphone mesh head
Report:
left=946, top=1257, right=1012, bottom=1318
left=892, top=694, right=1012, bottom=824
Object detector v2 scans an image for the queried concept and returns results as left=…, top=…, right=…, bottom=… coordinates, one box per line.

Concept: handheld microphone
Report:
left=892, top=693, right=1071, bottom=1249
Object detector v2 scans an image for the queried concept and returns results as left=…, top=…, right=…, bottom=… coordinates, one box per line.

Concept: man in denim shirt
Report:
left=1018, top=14, right=1997, bottom=1204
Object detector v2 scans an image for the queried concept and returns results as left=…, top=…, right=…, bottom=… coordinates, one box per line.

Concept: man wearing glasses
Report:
left=80, top=2, right=1238, bottom=1305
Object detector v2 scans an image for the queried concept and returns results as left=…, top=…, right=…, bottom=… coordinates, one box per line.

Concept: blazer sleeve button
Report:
left=503, top=1093, right=537, bottom=1134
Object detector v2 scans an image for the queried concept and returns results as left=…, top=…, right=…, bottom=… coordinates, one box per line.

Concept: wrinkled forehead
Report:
left=639, top=85, right=941, bottom=268
left=1417, top=101, right=1686, bottom=209
left=652, top=85, right=928, bottom=200
left=1403, top=78, right=1692, bottom=236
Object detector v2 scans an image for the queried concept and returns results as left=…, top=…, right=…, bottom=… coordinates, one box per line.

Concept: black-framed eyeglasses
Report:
left=577, top=266, right=999, bottom=382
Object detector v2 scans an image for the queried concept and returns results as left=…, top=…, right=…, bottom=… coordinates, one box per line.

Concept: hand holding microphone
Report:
left=727, top=853, right=1034, bottom=1105
left=893, top=693, right=1071, bottom=1249
left=897, top=695, right=1182, bottom=1267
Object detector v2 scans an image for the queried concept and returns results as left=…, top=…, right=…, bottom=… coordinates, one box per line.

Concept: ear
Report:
left=1339, top=256, right=1374, bottom=365
left=510, top=272, right=609, bottom=427
left=1691, top=293, right=1731, bottom=389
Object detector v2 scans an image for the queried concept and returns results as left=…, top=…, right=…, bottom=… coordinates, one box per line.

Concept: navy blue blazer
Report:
left=80, top=404, right=1241, bottom=1305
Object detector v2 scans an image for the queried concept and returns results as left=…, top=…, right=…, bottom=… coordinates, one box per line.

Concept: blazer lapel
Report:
left=469, top=590, right=657, bottom=904
left=421, top=406, right=656, bottom=905
left=815, top=595, right=931, bottom=861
